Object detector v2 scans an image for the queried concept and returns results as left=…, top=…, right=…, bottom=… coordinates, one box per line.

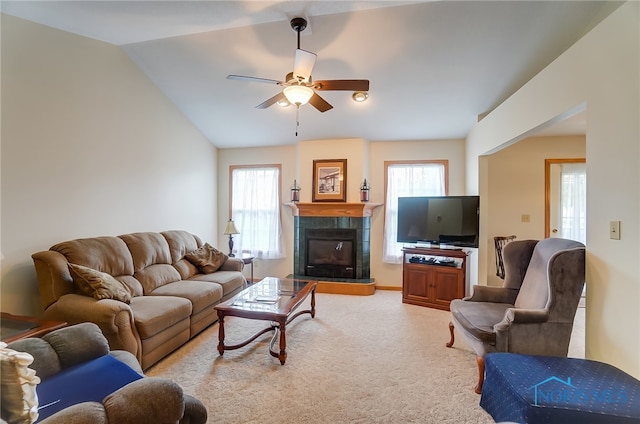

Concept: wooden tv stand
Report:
left=402, top=247, right=468, bottom=311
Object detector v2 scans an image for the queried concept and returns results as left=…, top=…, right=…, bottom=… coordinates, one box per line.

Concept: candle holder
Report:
left=291, top=179, right=301, bottom=202
left=360, top=179, right=370, bottom=202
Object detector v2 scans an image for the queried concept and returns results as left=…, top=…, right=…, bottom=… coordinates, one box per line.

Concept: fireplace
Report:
left=292, top=214, right=372, bottom=281
left=305, top=229, right=357, bottom=279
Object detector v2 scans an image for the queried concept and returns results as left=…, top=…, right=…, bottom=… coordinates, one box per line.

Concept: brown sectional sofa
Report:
left=32, top=230, right=246, bottom=369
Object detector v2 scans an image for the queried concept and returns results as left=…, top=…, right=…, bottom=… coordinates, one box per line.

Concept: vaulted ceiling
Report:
left=2, top=1, right=620, bottom=148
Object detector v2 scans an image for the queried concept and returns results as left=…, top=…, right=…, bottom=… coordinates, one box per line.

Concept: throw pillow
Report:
left=68, top=263, right=132, bottom=304
left=0, top=342, right=40, bottom=424
left=185, top=243, right=228, bottom=273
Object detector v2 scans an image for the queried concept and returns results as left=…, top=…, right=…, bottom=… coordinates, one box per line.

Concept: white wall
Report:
left=1, top=15, right=218, bottom=315
left=485, top=136, right=585, bottom=286
left=369, top=139, right=466, bottom=287
left=217, top=145, right=297, bottom=281
left=467, top=2, right=640, bottom=377
left=218, top=138, right=466, bottom=287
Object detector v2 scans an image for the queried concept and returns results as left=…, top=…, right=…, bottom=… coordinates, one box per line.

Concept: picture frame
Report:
left=312, top=159, right=347, bottom=202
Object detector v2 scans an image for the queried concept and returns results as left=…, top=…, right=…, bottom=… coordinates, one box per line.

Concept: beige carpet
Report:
left=146, top=291, right=584, bottom=423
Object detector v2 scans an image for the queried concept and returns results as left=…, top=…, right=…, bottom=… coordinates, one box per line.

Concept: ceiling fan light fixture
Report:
left=352, top=91, right=369, bottom=102
left=276, top=98, right=291, bottom=107
left=283, top=85, right=314, bottom=105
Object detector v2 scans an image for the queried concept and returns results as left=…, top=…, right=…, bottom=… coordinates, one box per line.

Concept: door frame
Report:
left=544, top=158, right=586, bottom=238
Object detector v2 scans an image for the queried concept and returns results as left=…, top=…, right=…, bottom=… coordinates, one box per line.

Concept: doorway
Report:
left=545, top=158, right=586, bottom=358
left=545, top=158, right=586, bottom=242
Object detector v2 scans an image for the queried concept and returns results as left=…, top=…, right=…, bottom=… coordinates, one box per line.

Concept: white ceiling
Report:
left=2, top=1, right=619, bottom=148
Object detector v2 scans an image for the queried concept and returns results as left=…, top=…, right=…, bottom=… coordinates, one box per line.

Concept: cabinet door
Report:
left=404, top=266, right=432, bottom=302
left=432, top=267, right=464, bottom=307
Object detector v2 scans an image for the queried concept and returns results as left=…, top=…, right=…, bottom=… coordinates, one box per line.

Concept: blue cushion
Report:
left=36, top=355, right=143, bottom=422
left=480, top=353, right=640, bottom=424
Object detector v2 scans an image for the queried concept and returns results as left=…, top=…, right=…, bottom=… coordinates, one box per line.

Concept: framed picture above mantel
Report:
left=312, top=159, right=347, bottom=202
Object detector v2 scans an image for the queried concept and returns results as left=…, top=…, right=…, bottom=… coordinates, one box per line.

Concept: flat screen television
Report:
left=397, top=196, right=480, bottom=247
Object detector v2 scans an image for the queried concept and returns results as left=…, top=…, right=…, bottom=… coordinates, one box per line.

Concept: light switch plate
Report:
left=609, top=220, right=621, bottom=240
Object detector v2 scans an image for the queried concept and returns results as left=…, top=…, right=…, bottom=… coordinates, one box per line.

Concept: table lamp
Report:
left=223, top=219, right=240, bottom=257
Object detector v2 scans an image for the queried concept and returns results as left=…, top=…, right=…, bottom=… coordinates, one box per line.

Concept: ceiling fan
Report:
left=227, top=17, right=370, bottom=121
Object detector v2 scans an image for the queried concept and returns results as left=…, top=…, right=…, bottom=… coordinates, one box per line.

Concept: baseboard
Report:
left=375, top=285, right=402, bottom=291
left=316, top=281, right=376, bottom=296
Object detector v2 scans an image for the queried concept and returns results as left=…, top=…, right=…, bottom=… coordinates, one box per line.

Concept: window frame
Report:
left=229, top=164, right=283, bottom=258
left=383, top=160, right=449, bottom=263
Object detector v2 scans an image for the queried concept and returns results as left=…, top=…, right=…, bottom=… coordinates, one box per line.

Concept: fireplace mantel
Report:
left=284, top=202, right=383, bottom=217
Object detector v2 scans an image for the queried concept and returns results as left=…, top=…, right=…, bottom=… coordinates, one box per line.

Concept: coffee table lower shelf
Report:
left=214, top=277, right=317, bottom=365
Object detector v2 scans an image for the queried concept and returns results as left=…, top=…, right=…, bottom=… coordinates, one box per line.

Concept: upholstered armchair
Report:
left=446, top=238, right=586, bottom=393
left=1, top=322, right=207, bottom=424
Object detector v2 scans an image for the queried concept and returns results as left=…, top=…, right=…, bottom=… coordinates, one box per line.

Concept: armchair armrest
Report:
left=465, top=286, right=519, bottom=304
left=494, top=308, right=550, bottom=332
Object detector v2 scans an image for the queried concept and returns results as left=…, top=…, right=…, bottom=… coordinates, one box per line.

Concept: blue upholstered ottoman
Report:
left=480, top=353, right=640, bottom=424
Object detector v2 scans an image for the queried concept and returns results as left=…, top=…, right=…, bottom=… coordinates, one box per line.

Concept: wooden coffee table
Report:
left=214, top=277, right=317, bottom=365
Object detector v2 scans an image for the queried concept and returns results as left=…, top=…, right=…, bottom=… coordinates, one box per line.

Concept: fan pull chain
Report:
left=295, top=104, right=300, bottom=136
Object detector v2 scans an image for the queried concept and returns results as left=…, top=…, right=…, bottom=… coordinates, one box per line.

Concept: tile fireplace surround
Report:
left=285, top=203, right=382, bottom=295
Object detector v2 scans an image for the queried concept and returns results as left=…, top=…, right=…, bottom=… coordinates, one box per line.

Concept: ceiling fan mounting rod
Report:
left=290, top=17, right=307, bottom=50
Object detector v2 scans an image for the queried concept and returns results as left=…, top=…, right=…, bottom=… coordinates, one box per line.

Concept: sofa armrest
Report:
left=220, top=257, right=244, bottom=272
left=32, top=250, right=76, bottom=310
left=45, top=294, right=141, bottom=361
left=465, top=286, right=519, bottom=304
left=103, top=377, right=186, bottom=424
left=38, top=402, right=109, bottom=424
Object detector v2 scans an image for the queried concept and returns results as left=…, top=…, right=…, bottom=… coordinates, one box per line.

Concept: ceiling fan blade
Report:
left=293, top=49, right=317, bottom=82
left=255, top=92, right=287, bottom=109
left=313, top=79, right=370, bottom=91
left=227, top=74, right=283, bottom=85
left=309, top=93, right=333, bottom=112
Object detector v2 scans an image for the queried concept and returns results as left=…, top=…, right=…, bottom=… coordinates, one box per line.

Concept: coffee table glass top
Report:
left=223, top=277, right=313, bottom=312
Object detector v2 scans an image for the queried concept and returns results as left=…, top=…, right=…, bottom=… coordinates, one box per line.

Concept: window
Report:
left=230, top=165, right=284, bottom=259
left=383, top=161, right=448, bottom=263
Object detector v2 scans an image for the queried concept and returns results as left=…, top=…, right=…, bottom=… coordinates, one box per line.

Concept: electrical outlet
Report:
left=609, top=221, right=621, bottom=240
left=521, top=214, right=530, bottom=223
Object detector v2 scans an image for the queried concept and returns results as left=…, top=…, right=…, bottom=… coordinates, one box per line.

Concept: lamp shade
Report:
left=283, top=85, right=314, bottom=105
left=223, top=219, right=240, bottom=235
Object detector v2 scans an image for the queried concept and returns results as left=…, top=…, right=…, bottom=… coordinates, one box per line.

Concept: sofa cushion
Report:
left=161, top=230, right=202, bottom=263
left=162, top=231, right=203, bottom=279
left=185, top=243, right=228, bottom=273
left=188, top=271, right=246, bottom=297
left=450, top=300, right=513, bottom=344
left=50, top=236, right=135, bottom=277
left=7, top=338, right=60, bottom=380
left=119, top=233, right=182, bottom=294
left=150, top=281, right=223, bottom=315
left=68, top=263, right=132, bottom=304
left=42, top=322, right=111, bottom=370
left=129, top=296, right=192, bottom=339
left=152, top=281, right=223, bottom=315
